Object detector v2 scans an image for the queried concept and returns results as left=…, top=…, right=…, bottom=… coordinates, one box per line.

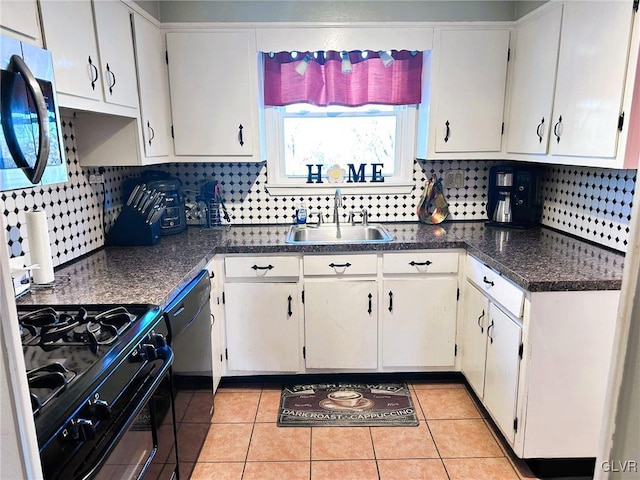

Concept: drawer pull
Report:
left=287, top=295, right=292, bottom=317
left=482, top=276, right=495, bottom=287
left=409, top=260, right=432, bottom=267
left=329, top=262, right=352, bottom=269
left=487, top=319, right=495, bottom=344
left=388, top=291, right=393, bottom=312
left=368, top=293, right=373, bottom=315
left=251, top=264, right=274, bottom=271
left=477, top=309, right=485, bottom=333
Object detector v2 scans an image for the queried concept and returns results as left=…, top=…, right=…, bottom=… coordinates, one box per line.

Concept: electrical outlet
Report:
left=444, top=170, right=465, bottom=188
left=89, top=173, right=105, bottom=184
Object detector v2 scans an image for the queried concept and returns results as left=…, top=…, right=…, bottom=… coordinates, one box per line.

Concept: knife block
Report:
left=106, top=206, right=161, bottom=246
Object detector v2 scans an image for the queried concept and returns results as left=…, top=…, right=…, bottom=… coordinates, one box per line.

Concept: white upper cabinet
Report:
left=506, top=4, right=562, bottom=155
left=166, top=30, right=259, bottom=160
left=131, top=13, right=172, bottom=158
left=39, top=0, right=139, bottom=113
left=40, top=0, right=102, bottom=102
left=550, top=2, right=634, bottom=160
left=506, top=1, right=637, bottom=166
left=93, top=0, right=139, bottom=108
left=430, top=28, right=510, bottom=155
left=0, top=0, right=41, bottom=44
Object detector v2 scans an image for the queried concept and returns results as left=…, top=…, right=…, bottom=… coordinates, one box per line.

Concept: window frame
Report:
left=263, top=103, right=418, bottom=196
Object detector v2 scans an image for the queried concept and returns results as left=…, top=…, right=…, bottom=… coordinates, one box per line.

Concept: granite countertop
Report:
left=17, top=221, right=625, bottom=308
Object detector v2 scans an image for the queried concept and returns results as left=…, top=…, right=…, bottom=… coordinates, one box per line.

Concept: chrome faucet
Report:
left=333, top=189, right=342, bottom=238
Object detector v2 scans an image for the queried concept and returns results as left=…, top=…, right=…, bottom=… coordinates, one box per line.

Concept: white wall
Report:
left=158, top=0, right=519, bottom=23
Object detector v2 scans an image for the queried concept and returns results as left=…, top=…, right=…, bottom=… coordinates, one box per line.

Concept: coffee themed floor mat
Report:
left=277, top=382, right=419, bottom=427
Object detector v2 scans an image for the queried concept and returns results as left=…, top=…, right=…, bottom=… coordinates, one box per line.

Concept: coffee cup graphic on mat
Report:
left=327, top=390, right=363, bottom=407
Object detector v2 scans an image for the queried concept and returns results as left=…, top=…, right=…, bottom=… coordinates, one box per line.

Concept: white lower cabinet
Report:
left=461, top=279, right=522, bottom=445
left=483, top=304, right=522, bottom=445
left=460, top=282, right=490, bottom=396
left=381, top=278, right=458, bottom=367
left=304, top=280, right=378, bottom=369
left=206, top=260, right=223, bottom=394
left=223, top=282, right=300, bottom=373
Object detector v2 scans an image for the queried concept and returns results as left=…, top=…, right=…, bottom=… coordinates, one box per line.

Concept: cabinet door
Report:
left=460, top=282, right=490, bottom=398
left=506, top=5, right=562, bottom=155
left=433, top=29, right=510, bottom=153
left=224, top=282, right=300, bottom=373
left=40, top=0, right=102, bottom=101
left=167, top=31, right=256, bottom=157
left=93, top=0, right=138, bottom=108
left=304, top=281, right=377, bottom=369
left=483, top=303, right=522, bottom=445
left=132, top=14, right=171, bottom=158
left=207, top=263, right=223, bottom=393
left=550, top=2, right=633, bottom=159
left=0, top=0, right=40, bottom=41
left=382, top=278, right=457, bottom=367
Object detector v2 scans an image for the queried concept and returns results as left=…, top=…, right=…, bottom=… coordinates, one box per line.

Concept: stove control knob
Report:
left=61, top=418, right=95, bottom=442
left=139, top=343, right=158, bottom=361
left=85, top=398, right=111, bottom=421
left=149, top=332, right=167, bottom=349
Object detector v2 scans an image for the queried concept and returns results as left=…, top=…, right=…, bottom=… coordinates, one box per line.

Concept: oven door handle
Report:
left=80, top=349, right=174, bottom=480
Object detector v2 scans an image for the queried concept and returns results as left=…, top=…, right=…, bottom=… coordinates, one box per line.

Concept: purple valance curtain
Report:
left=263, top=50, right=423, bottom=107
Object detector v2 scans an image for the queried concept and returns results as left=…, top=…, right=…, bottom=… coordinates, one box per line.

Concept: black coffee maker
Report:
left=487, top=165, right=542, bottom=228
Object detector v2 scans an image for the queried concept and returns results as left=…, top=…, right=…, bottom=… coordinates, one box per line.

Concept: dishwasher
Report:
left=165, top=269, right=213, bottom=384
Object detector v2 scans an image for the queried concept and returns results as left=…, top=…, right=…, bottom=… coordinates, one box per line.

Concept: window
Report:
left=262, top=49, right=424, bottom=195
left=264, top=103, right=417, bottom=193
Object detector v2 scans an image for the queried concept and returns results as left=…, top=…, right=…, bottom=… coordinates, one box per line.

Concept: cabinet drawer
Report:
left=466, top=255, right=524, bottom=317
left=383, top=251, right=459, bottom=274
left=303, top=254, right=377, bottom=276
left=225, top=256, right=299, bottom=278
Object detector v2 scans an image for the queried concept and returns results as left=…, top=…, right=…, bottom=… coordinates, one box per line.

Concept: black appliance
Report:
left=165, top=270, right=213, bottom=381
left=17, top=304, right=179, bottom=480
left=1, top=34, right=67, bottom=191
left=487, top=164, right=542, bottom=229
left=125, top=172, right=187, bottom=235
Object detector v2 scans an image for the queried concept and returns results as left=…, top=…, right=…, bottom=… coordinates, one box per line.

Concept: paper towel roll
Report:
left=25, top=209, right=55, bottom=284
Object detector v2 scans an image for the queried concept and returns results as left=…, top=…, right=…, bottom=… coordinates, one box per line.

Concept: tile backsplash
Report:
left=0, top=118, right=635, bottom=271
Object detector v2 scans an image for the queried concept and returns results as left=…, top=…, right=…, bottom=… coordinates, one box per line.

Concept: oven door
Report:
left=93, top=370, right=178, bottom=480
left=45, top=348, right=177, bottom=480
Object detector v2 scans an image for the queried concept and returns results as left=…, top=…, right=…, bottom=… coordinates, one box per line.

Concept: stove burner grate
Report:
left=27, top=363, right=77, bottom=415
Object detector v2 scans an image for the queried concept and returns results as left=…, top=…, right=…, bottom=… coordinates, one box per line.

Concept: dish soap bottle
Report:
left=296, top=201, right=308, bottom=228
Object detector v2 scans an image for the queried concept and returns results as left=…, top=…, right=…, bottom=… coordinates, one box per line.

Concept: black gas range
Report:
left=17, top=304, right=179, bottom=480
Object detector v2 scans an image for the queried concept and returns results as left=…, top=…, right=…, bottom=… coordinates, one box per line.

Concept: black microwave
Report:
left=0, top=35, right=67, bottom=191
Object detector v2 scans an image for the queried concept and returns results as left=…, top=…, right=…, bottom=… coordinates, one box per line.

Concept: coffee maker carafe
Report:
left=487, top=165, right=542, bottom=228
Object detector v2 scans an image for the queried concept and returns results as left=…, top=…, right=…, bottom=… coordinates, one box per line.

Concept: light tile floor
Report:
left=179, top=380, right=542, bottom=480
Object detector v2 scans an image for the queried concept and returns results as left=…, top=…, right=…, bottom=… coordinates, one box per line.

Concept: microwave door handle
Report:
left=5, top=55, right=50, bottom=184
